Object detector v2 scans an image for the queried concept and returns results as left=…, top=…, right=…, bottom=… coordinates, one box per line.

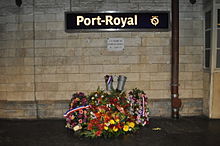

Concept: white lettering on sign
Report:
left=76, top=15, right=137, bottom=28
left=107, top=38, right=124, bottom=51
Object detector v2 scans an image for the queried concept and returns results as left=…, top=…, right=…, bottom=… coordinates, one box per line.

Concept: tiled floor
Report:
left=0, top=117, right=220, bottom=146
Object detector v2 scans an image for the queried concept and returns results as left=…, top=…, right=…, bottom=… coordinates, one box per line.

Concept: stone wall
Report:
left=0, top=0, right=204, bottom=119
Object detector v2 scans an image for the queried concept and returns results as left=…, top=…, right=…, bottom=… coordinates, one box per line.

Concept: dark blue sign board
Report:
left=65, top=11, right=170, bottom=32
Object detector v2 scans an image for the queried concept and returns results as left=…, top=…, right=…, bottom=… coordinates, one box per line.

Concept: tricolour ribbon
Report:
left=107, top=76, right=113, bottom=85
left=64, top=105, right=91, bottom=118
left=142, top=95, right=145, bottom=117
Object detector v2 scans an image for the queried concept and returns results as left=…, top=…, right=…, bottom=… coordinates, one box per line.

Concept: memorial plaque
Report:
left=107, top=38, right=124, bottom=51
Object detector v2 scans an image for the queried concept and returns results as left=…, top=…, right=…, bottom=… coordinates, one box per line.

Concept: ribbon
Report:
left=64, top=105, right=91, bottom=118
left=142, top=95, right=145, bottom=117
left=107, top=76, right=112, bottom=85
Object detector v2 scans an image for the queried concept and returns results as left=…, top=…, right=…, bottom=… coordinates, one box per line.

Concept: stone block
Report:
left=42, top=57, right=67, bottom=66
left=46, top=22, right=63, bottom=31
left=53, top=48, right=75, bottom=57
left=67, top=74, right=90, bottom=82
left=179, top=72, right=193, bottom=81
left=148, top=55, right=170, bottom=64
left=118, top=3, right=139, bottom=11
left=79, top=65, right=103, bottom=73
left=36, top=91, right=72, bottom=100
left=193, top=72, right=203, bottom=80
left=7, top=92, right=35, bottom=101
left=35, top=14, right=56, bottom=22
left=185, top=46, right=202, bottom=55
left=89, top=56, right=119, bottom=65
left=76, top=82, right=101, bottom=91
left=180, top=20, right=193, bottom=29
left=24, top=40, right=34, bottom=48
left=35, top=74, right=68, bottom=83
left=192, top=55, right=202, bottom=64
left=35, top=49, right=53, bottom=57
left=179, top=37, right=193, bottom=46
left=122, top=73, right=139, bottom=81
left=58, top=83, right=77, bottom=91
left=140, top=73, right=150, bottom=81
left=56, top=65, right=79, bottom=74
left=119, top=56, right=139, bottom=64
left=148, top=90, right=170, bottom=99
left=193, top=89, right=203, bottom=98
left=124, top=38, right=141, bottom=47
left=35, top=66, right=56, bottom=74
left=36, top=83, right=58, bottom=91
left=103, top=65, right=130, bottom=73
left=46, top=39, right=66, bottom=48
left=146, top=47, right=164, bottom=55
left=7, top=75, right=34, bottom=83
left=126, top=81, right=150, bottom=90
left=142, top=38, right=170, bottom=47
left=185, top=64, right=202, bottom=72
left=193, top=37, right=204, bottom=45
left=7, top=83, right=34, bottom=92
left=35, top=40, right=46, bottom=48
left=185, top=80, right=203, bottom=89
left=66, top=56, right=89, bottom=65
left=131, top=64, right=158, bottom=73
left=79, top=48, right=102, bottom=56
left=101, top=32, right=131, bottom=38
left=89, top=73, right=106, bottom=81
left=67, top=39, right=105, bottom=48
left=180, top=55, right=193, bottom=63
left=150, top=81, right=170, bottom=90
left=35, top=22, right=47, bottom=31
left=179, top=89, right=193, bottom=98
left=157, top=64, right=171, bottom=72
left=140, top=56, right=148, bottom=63
left=150, top=72, right=170, bottom=81
left=79, top=33, right=101, bottom=39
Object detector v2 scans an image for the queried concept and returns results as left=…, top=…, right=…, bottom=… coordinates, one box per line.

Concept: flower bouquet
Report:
left=64, top=88, right=149, bottom=138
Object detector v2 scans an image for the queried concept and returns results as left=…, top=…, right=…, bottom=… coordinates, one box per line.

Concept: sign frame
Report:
left=65, top=11, right=170, bottom=32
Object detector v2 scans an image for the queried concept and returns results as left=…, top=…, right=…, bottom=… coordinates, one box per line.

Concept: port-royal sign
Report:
left=65, top=11, right=169, bottom=32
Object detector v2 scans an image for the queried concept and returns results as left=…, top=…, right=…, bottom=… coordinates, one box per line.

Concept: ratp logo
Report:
left=150, top=16, right=159, bottom=26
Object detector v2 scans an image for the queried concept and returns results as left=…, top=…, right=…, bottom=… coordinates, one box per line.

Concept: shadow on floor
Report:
left=0, top=117, right=220, bottom=146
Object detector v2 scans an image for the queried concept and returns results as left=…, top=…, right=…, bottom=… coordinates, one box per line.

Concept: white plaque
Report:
left=107, top=38, right=124, bottom=51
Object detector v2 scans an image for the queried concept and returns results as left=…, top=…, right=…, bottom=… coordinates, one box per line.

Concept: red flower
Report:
left=95, top=130, right=102, bottom=136
left=79, top=110, right=83, bottom=114
left=87, top=123, right=93, bottom=130
left=98, top=124, right=104, bottom=130
left=113, top=98, right=118, bottom=102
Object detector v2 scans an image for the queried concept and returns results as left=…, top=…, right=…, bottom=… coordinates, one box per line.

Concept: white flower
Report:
left=73, top=125, right=80, bottom=131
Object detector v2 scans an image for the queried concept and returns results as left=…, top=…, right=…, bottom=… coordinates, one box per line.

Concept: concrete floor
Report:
left=0, top=117, right=220, bottom=146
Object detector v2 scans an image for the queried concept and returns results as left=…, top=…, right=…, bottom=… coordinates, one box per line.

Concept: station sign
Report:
left=65, top=11, right=170, bottom=32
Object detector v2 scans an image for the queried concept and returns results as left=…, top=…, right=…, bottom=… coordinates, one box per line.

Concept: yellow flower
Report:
left=104, top=126, right=108, bottom=130
left=70, top=115, right=75, bottom=120
left=123, top=125, right=129, bottom=132
left=128, top=122, right=135, bottom=128
left=113, top=126, right=118, bottom=132
left=110, top=119, right=115, bottom=124
left=115, top=119, right=120, bottom=123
